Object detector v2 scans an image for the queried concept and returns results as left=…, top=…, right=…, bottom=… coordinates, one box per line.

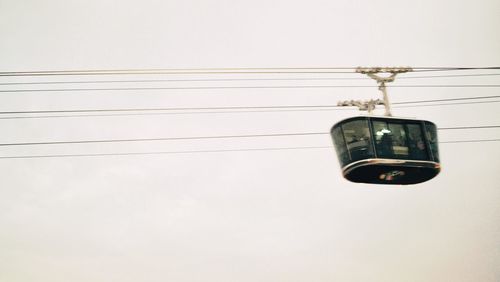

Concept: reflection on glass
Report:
left=372, top=121, right=393, bottom=157
left=372, top=121, right=413, bottom=159
left=425, top=122, right=439, bottom=162
left=407, top=123, right=428, bottom=160
left=342, top=120, right=374, bottom=162
left=332, top=127, right=350, bottom=166
left=388, top=123, right=409, bottom=157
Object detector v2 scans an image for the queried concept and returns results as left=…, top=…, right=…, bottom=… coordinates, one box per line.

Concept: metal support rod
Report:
left=337, top=99, right=384, bottom=114
left=361, top=67, right=411, bottom=116
left=379, top=81, right=392, bottom=116
left=365, top=71, right=398, bottom=116
left=337, top=67, right=412, bottom=116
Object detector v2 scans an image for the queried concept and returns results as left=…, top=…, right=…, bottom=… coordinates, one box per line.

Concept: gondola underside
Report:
left=342, top=159, right=440, bottom=185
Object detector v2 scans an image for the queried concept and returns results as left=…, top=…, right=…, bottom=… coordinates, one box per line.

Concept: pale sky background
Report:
left=0, top=0, right=499, bottom=281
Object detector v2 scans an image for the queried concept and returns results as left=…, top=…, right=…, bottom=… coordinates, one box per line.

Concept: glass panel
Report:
left=372, top=120, right=393, bottom=158
left=388, top=123, right=409, bottom=158
left=332, top=126, right=350, bottom=166
left=342, top=119, right=374, bottom=162
left=407, top=123, right=429, bottom=160
left=373, top=120, right=410, bottom=159
left=425, top=122, right=439, bottom=162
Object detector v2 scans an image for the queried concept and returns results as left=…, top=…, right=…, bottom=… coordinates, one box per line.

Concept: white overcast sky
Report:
left=0, top=1, right=499, bottom=281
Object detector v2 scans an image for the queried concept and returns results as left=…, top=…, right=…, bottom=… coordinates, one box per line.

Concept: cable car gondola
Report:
left=331, top=67, right=441, bottom=185
left=331, top=116, right=440, bottom=185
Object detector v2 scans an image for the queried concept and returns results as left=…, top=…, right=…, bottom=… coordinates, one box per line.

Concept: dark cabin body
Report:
left=331, top=116, right=440, bottom=185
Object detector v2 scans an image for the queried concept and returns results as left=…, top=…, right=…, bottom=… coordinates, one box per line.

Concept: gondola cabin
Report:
left=331, top=116, right=440, bottom=185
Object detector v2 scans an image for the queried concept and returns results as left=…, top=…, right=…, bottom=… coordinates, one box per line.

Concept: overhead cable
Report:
left=395, top=100, right=500, bottom=109
left=0, top=125, right=498, bottom=147
left=392, top=95, right=500, bottom=104
left=0, top=139, right=499, bottom=160
left=0, top=132, right=329, bottom=147
left=0, top=77, right=367, bottom=86
left=1, top=100, right=499, bottom=120
left=1, top=67, right=499, bottom=77
left=0, top=146, right=332, bottom=159
left=0, top=97, right=499, bottom=120
left=438, top=125, right=500, bottom=130
left=440, top=139, right=500, bottom=143
left=399, top=73, right=500, bottom=80
left=2, top=84, right=500, bottom=93
left=411, top=67, right=500, bottom=73
left=2, top=73, right=499, bottom=86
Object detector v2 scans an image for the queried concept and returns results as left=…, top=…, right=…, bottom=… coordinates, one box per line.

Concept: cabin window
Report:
left=332, top=126, right=350, bottom=166
left=341, top=119, right=374, bottom=162
left=388, top=123, right=409, bottom=157
left=407, top=123, right=429, bottom=160
left=372, top=120, right=410, bottom=159
left=425, top=122, right=439, bottom=162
